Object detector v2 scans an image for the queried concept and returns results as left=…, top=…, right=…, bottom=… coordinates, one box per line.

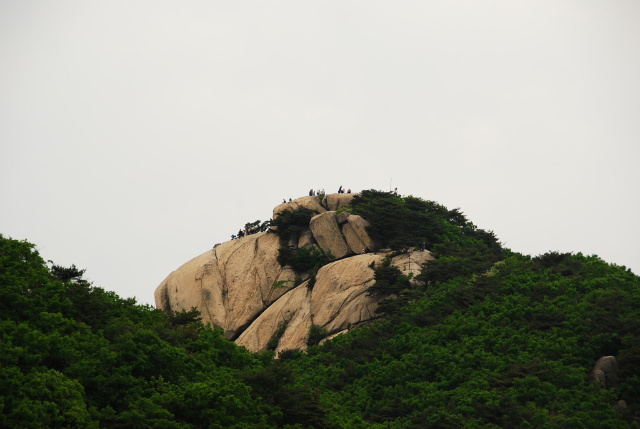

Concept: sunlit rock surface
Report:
left=155, top=194, right=434, bottom=353
left=309, top=212, right=351, bottom=259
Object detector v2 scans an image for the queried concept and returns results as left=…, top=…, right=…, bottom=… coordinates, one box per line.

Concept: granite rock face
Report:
left=346, top=215, right=377, bottom=252
left=155, top=232, right=296, bottom=340
left=342, top=221, right=368, bottom=254
left=309, top=212, right=351, bottom=259
left=297, top=228, right=317, bottom=248
left=273, top=196, right=326, bottom=219
left=323, top=193, right=355, bottom=211
left=155, top=194, right=434, bottom=353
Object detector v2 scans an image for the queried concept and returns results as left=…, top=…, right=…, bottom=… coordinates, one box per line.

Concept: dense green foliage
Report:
left=277, top=246, right=333, bottom=275
left=351, top=190, right=501, bottom=254
left=307, top=325, right=328, bottom=347
left=288, top=251, right=640, bottom=428
left=268, top=322, right=288, bottom=351
left=356, top=190, right=505, bottom=317
left=0, top=235, right=329, bottom=428
left=270, top=208, right=318, bottom=244
left=366, top=256, right=412, bottom=297
left=3, top=190, right=640, bottom=428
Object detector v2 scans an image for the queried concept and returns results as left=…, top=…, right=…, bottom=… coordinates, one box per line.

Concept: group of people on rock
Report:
left=306, top=186, right=351, bottom=197
left=231, top=221, right=269, bottom=240
left=278, top=186, right=353, bottom=213
left=231, top=185, right=358, bottom=243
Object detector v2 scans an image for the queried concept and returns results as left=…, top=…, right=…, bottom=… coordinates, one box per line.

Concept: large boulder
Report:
left=235, top=285, right=312, bottom=353
left=155, top=232, right=296, bottom=339
left=309, top=212, right=351, bottom=259
left=390, top=250, right=435, bottom=280
left=336, top=211, right=351, bottom=225
left=323, top=193, right=356, bottom=211
left=236, top=253, right=421, bottom=355
left=342, top=221, right=368, bottom=254
left=155, top=195, right=434, bottom=354
left=273, top=196, right=326, bottom=219
left=297, top=228, right=316, bottom=248
left=346, top=215, right=377, bottom=252
left=593, top=356, right=618, bottom=389
left=310, top=254, right=384, bottom=334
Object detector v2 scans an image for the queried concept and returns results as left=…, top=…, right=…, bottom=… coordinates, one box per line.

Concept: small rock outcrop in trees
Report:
left=593, top=356, right=619, bottom=389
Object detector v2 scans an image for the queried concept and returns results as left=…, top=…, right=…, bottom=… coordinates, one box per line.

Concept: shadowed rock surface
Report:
left=593, top=356, right=619, bottom=389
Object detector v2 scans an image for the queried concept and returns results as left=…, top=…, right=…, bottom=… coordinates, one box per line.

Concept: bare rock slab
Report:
left=342, top=222, right=368, bottom=254
left=155, top=232, right=296, bottom=339
left=346, top=215, right=377, bottom=252
left=235, top=285, right=312, bottom=353
left=309, top=212, right=351, bottom=259
left=323, top=193, right=356, bottom=211
left=273, top=196, right=326, bottom=219
left=311, top=254, right=385, bottom=334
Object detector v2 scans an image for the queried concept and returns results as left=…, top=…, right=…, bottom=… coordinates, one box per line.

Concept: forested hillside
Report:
left=2, top=191, right=639, bottom=428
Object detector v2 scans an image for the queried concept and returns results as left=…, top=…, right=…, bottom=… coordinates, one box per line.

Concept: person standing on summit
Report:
left=338, top=185, right=343, bottom=194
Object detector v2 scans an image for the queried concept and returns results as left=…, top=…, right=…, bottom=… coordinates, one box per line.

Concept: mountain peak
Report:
left=155, top=193, right=434, bottom=353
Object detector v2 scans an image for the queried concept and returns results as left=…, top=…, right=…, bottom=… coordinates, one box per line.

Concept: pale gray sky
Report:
left=1, top=1, right=639, bottom=306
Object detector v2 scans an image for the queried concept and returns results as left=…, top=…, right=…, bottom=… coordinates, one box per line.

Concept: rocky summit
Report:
left=155, top=193, right=434, bottom=354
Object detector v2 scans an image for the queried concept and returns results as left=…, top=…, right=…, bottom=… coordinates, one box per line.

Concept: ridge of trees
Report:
left=2, top=189, right=640, bottom=428
left=0, top=234, right=326, bottom=428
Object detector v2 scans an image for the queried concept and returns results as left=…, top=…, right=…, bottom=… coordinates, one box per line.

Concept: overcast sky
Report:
left=1, top=1, right=638, bottom=306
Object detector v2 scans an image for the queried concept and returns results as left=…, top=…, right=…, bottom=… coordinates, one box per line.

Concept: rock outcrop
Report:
left=155, top=194, right=434, bottom=354
left=273, top=196, right=326, bottom=219
left=236, top=254, right=386, bottom=354
left=297, top=228, right=316, bottom=248
left=593, top=356, right=619, bottom=389
left=345, top=215, right=377, bottom=252
left=342, top=221, right=367, bottom=254
left=309, top=212, right=351, bottom=259
left=155, top=232, right=297, bottom=339
left=324, top=193, right=356, bottom=211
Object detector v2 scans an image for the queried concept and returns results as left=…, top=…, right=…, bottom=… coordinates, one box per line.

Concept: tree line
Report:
left=1, top=190, right=639, bottom=428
